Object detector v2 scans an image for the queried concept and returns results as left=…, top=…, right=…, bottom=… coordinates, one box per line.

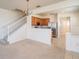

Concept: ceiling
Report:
left=0, top=0, right=65, bottom=10
left=37, top=6, right=79, bottom=16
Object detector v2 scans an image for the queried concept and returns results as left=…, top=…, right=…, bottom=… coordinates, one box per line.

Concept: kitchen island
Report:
left=27, top=26, right=52, bottom=45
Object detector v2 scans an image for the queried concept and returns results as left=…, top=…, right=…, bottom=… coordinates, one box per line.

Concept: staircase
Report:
left=0, top=9, right=27, bottom=45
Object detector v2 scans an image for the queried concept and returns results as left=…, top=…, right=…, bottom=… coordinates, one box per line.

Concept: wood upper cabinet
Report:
left=41, top=18, right=49, bottom=26
left=32, top=16, right=36, bottom=25
left=32, top=16, right=40, bottom=25
left=32, top=16, right=49, bottom=26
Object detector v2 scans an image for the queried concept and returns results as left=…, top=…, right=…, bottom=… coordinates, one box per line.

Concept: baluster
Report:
left=7, top=25, right=9, bottom=40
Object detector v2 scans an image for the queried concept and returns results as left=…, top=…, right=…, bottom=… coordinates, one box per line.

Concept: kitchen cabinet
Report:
left=32, top=16, right=49, bottom=26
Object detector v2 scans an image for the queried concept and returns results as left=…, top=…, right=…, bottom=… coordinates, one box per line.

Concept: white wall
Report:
left=26, top=14, right=57, bottom=45
left=8, top=23, right=27, bottom=44
left=0, top=8, right=26, bottom=40
left=0, top=9, right=24, bottom=40
left=26, top=15, right=52, bottom=45
left=58, top=11, right=79, bottom=52
left=0, top=9, right=24, bottom=27
left=66, top=33, right=79, bottom=53
left=70, top=12, right=79, bottom=34
left=66, top=11, right=79, bottom=52
left=58, top=11, right=79, bottom=34
left=1, top=0, right=79, bottom=46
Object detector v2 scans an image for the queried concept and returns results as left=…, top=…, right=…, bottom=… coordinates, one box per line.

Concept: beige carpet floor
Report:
left=0, top=39, right=79, bottom=59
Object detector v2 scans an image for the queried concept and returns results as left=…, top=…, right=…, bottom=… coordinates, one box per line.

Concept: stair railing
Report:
left=0, top=15, right=26, bottom=43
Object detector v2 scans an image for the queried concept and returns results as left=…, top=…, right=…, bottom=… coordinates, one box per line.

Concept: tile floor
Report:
left=0, top=39, right=79, bottom=59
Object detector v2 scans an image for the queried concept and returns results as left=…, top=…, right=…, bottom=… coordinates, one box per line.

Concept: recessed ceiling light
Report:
left=36, top=5, right=41, bottom=8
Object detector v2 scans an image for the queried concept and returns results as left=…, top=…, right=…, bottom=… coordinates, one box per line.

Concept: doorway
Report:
left=59, top=17, right=70, bottom=49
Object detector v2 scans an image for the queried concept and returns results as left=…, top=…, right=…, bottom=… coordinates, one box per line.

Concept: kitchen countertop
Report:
left=33, top=26, right=51, bottom=29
